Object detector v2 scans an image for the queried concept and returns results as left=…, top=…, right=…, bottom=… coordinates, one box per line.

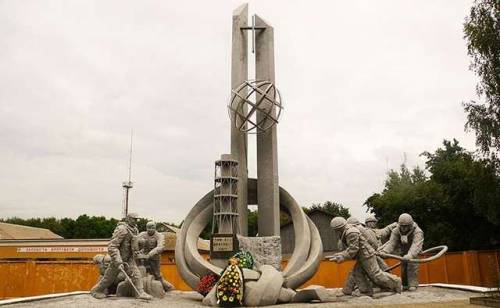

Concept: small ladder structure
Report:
left=210, top=154, right=239, bottom=264
left=212, top=154, right=239, bottom=234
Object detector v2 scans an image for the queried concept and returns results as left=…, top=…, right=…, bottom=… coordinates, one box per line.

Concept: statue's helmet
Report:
left=398, top=213, right=414, bottom=226
left=92, top=254, right=105, bottom=264
left=347, top=217, right=360, bottom=225
left=127, top=212, right=139, bottom=220
left=146, top=221, right=156, bottom=229
left=365, top=215, right=378, bottom=224
left=330, top=217, right=347, bottom=230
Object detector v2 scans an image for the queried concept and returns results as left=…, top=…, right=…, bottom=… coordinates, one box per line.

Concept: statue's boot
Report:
left=90, top=281, right=108, bottom=299
left=394, top=277, right=403, bottom=294
left=136, top=291, right=153, bottom=300
left=161, top=279, right=174, bottom=292
left=90, top=285, right=107, bottom=299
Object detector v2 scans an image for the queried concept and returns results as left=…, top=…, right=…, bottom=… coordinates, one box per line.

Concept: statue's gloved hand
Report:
left=402, top=254, right=411, bottom=261
left=331, top=253, right=345, bottom=263
left=147, top=251, right=155, bottom=259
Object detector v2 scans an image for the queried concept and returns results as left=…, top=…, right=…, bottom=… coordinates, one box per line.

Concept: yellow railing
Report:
left=0, top=250, right=498, bottom=299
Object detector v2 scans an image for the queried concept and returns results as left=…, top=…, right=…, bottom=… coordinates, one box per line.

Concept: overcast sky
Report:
left=0, top=0, right=478, bottom=224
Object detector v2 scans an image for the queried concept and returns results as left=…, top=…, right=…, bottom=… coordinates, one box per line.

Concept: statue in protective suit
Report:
left=92, top=254, right=124, bottom=295
left=342, top=217, right=390, bottom=295
left=90, top=213, right=152, bottom=300
left=330, top=217, right=402, bottom=296
left=136, top=221, right=174, bottom=292
left=379, top=213, right=424, bottom=291
left=365, top=215, right=398, bottom=245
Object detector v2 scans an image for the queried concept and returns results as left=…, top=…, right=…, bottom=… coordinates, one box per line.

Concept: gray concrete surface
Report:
left=255, top=14, right=280, bottom=238
left=230, top=3, right=249, bottom=236
left=5, top=287, right=478, bottom=307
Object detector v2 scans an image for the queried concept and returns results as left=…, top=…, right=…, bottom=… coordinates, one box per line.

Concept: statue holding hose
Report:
left=378, top=213, right=423, bottom=291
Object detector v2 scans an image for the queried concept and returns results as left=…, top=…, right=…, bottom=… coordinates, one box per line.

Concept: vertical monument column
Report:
left=231, top=4, right=249, bottom=236
left=255, top=15, right=280, bottom=237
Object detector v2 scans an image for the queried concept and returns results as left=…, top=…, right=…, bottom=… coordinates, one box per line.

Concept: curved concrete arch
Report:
left=175, top=178, right=323, bottom=290
left=278, top=186, right=311, bottom=277
left=184, top=203, right=222, bottom=277
left=283, top=216, right=323, bottom=289
left=174, top=190, right=214, bottom=289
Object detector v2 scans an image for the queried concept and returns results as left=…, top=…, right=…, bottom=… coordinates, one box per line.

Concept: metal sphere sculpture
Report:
left=228, top=80, right=283, bottom=134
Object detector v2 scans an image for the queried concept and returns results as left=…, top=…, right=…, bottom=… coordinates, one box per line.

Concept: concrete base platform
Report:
left=2, top=287, right=479, bottom=307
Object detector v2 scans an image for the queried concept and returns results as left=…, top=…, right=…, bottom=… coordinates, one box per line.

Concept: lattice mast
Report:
left=212, top=154, right=240, bottom=234
left=121, top=130, right=133, bottom=219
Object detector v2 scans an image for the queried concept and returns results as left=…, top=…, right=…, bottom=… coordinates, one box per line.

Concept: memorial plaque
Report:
left=212, top=236, right=233, bottom=252
left=210, top=233, right=238, bottom=259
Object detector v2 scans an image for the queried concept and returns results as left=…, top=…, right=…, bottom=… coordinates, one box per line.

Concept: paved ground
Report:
left=5, top=287, right=481, bottom=307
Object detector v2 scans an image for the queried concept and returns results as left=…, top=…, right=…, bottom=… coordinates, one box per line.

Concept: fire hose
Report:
left=377, top=245, right=448, bottom=271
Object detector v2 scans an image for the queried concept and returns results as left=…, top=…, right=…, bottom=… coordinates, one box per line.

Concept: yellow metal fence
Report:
left=0, top=250, right=498, bottom=299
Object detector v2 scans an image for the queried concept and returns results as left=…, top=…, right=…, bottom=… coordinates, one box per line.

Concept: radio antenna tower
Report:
left=122, top=130, right=133, bottom=218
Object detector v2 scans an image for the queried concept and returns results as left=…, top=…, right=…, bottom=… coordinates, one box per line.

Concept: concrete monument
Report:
left=378, top=213, right=424, bottom=291
left=175, top=3, right=323, bottom=306
left=90, top=213, right=152, bottom=300
left=329, top=217, right=402, bottom=296
left=136, top=221, right=174, bottom=292
left=365, top=215, right=398, bottom=245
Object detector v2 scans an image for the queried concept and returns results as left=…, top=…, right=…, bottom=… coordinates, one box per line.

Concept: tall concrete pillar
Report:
left=255, top=15, right=280, bottom=237
left=231, top=4, right=249, bottom=236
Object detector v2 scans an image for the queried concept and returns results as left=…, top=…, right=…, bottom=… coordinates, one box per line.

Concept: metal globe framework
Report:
left=228, top=80, right=283, bottom=134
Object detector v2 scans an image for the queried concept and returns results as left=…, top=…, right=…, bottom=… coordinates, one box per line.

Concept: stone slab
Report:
left=237, top=234, right=282, bottom=270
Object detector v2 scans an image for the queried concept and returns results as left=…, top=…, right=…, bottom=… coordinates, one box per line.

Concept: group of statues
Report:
left=90, top=213, right=173, bottom=300
left=89, top=211, right=426, bottom=301
left=329, top=213, right=424, bottom=296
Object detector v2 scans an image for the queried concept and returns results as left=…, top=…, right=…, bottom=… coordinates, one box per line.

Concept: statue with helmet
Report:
left=329, top=217, right=402, bottom=296
left=378, top=213, right=424, bottom=291
left=90, top=213, right=153, bottom=300
left=365, top=215, right=398, bottom=244
left=136, top=221, right=174, bottom=292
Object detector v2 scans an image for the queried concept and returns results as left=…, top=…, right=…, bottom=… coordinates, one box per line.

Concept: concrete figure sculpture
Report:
left=329, top=217, right=402, bottom=296
left=365, top=215, right=378, bottom=229
left=346, top=217, right=362, bottom=226
left=379, top=213, right=424, bottom=291
left=92, top=254, right=124, bottom=295
left=365, top=215, right=398, bottom=245
left=137, top=221, right=174, bottom=292
left=90, top=213, right=152, bottom=300
left=175, top=4, right=324, bottom=306
left=341, top=217, right=392, bottom=296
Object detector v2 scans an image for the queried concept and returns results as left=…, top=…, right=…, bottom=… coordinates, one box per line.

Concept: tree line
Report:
left=1, top=202, right=351, bottom=240
left=0, top=215, right=180, bottom=239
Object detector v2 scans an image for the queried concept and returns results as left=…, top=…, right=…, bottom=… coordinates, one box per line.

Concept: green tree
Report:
left=303, top=201, right=350, bottom=219
left=365, top=140, right=500, bottom=251
left=463, top=0, right=500, bottom=154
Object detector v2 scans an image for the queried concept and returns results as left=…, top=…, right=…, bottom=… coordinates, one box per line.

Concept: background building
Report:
left=0, top=222, right=63, bottom=240
left=280, top=209, right=340, bottom=256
